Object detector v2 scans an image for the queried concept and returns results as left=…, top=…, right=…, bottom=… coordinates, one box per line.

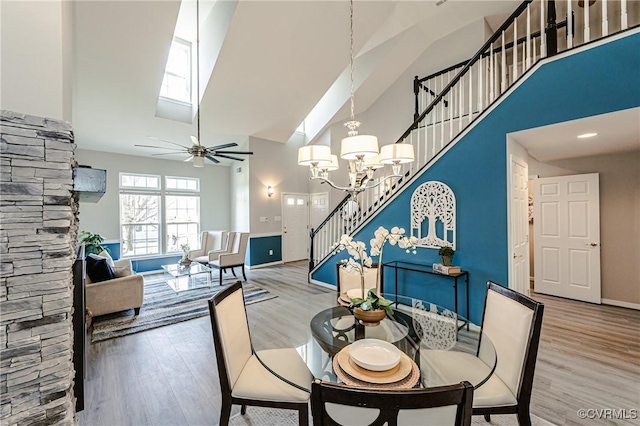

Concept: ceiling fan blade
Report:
left=214, top=153, right=244, bottom=161
left=205, top=154, right=221, bottom=164
left=151, top=151, right=188, bottom=156
left=184, top=156, right=194, bottom=162
left=146, top=136, right=191, bottom=149
left=135, top=144, right=181, bottom=151
left=215, top=150, right=254, bottom=155
left=190, top=135, right=201, bottom=146
left=206, top=142, right=237, bottom=150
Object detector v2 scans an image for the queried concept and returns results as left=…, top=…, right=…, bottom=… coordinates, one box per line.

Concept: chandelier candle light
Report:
left=298, top=0, right=414, bottom=196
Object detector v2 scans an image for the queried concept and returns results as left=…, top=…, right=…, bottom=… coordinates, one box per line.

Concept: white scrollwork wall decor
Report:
left=410, top=181, right=456, bottom=249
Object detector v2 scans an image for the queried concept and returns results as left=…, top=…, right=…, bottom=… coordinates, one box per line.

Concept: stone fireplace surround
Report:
left=1, top=110, right=78, bottom=425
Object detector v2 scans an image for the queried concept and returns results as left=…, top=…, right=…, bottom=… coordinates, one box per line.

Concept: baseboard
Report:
left=601, top=298, right=640, bottom=311
left=246, top=261, right=284, bottom=270
left=310, top=279, right=336, bottom=290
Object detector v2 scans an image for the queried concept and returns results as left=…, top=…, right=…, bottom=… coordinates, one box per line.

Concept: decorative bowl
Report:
left=353, top=307, right=387, bottom=326
left=349, top=339, right=401, bottom=371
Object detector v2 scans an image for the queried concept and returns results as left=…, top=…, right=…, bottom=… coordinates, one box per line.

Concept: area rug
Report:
left=228, top=406, right=557, bottom=426
left=90, top=273, right=276, bottom=343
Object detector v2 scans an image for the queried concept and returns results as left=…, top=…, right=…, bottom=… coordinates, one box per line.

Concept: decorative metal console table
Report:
left=381, top=260, right=470, bottom=332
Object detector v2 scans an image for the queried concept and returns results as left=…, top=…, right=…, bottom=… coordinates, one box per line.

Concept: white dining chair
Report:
left=208, top=282, right=312, bottom=426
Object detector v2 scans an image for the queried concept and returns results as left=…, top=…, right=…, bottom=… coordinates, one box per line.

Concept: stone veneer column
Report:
left=0, top=110, right=78, bottom=425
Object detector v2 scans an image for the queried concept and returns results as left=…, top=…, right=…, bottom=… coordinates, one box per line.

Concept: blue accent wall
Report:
left=312, top=32, right=640, bottom=325
left=248, top=235, right=282, bottom=266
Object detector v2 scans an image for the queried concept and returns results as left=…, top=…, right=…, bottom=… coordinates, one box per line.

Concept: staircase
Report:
left=310, top=0, right=639, bottom=275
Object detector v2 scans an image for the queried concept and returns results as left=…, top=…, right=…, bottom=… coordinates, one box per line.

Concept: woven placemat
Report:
left=332, top=348, right=420, bottom=389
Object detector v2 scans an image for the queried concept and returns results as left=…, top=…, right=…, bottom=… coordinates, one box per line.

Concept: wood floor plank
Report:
left=77, top=261, right=640, bottom=426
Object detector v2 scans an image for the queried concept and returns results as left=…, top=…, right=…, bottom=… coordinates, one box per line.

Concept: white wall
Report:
left=313, top=19, right=489, bottom=211
left=0, top=1, right=70, bottom=121
left=248, top=135, right=309, bottom=234
left=74, top=149, right=231, bottom=241
left=230, top=158, right=250, bottom=232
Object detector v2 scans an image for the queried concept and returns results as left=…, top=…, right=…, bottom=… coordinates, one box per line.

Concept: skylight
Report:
left=160, top=38, right=191, bottom=104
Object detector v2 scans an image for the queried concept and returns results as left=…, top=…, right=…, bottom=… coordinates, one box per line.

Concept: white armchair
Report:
left=190, top=231, right=228, bottom=264
left=209, top=232, right=249, bottom=284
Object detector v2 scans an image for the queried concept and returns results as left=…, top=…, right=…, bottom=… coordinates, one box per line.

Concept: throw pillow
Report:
left=86, top=254, right=116, bottom=283
left=114, top=264, right=133, bottom=278
left=98, top=250, right=115, bottom=268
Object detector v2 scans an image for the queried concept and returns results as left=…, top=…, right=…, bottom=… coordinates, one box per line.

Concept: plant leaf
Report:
left=360, top=300, right=372, bottom=310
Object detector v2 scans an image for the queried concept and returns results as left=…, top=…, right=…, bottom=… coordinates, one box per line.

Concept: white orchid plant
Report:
left=334, top=226, right=418, bottom=313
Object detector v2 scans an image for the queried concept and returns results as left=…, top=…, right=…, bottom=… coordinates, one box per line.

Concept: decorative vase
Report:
left=179, top=255, right=192, bottom=266
left=354, top=307, right=386, bottom=326
left=440, top=255, right=453, bottom=266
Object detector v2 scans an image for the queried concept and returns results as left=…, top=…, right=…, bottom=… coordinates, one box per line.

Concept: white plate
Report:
left=349, top=339, right=401, bottom=371
left=346, top=288, right=375, bottom=300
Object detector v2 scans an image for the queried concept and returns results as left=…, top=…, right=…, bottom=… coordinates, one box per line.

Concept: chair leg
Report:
left=231, top=267, right=237, bottom=278
left=484, top=414, right=491, bottom=422
left=298, top=403, right=309, bottom=426
left=219, top=269, right=223, bottom=285
left=134, top=307, right=140, bottom=315
left=241, top=265, right=247, bottom=281
left=219, top=398, right=232, bottom=426
left=240, top=405, right=247, bottom=415
left=516, top=409, right=532, bottom=426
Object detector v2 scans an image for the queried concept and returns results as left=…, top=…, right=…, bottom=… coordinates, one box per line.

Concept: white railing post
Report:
left=514, top=18, right=519, bottom=82
left=540, top=0, right=547, bottom=58
left=490, top=43, right=495, bottom=102
left=526, top=4, right=532, bottom=69
left=567, top=0, right=573, bottom=48
left=602, top=0, right=608, bottom=37
left=621, top=0, right=628, bottom=30
left=468, top=67, right=473, bottom=125
left=584, top=0, right=591, bottom=43
left=501, top=32, right=507, bottom=93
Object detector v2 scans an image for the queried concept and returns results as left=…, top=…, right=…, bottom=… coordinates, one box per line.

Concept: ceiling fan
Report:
left=136, top=137, right=253, bottom=167
left=136, top=0, right=252, bottom=167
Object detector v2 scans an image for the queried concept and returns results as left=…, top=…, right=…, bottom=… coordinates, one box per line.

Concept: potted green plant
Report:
left=438, top=246, right=455, bottom=266
left=349, top=289, right=393, bottom=325
left=79, top=231, right=110, bottom=256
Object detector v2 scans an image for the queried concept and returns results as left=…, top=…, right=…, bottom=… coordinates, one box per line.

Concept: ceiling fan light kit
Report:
left=297, top=0, right=413, bottom=196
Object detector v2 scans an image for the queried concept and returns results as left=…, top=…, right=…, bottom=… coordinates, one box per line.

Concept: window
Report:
left=165, top=177, right=200, bottom=252
left=159, top=38, right=191, bottom=103
left=119, top=173, right=200, bottom=257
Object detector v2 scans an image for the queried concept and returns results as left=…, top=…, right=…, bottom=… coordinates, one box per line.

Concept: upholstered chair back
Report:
left=205, top=231, right=227, bottom=252
left=336, top=263, right=379, bottom=295
left=480, top=286, right=535, bottom=398
left=311, top=380, right=473, bottom=426
left=208, top=283, right=252, bottom=390
left=220, top=233, right=249, bottom=266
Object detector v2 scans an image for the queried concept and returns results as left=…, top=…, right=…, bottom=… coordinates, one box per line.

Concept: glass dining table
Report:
left=249, top=292, right=496, bottom=393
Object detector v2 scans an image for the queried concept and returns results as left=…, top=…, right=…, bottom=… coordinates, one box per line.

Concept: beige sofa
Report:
left=86, top=258, right=144, bottom=317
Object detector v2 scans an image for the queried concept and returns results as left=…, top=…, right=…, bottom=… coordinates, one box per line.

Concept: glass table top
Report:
left=249, top=292, right=496, bottom=393
left=161, top=262, right=211, bottom=277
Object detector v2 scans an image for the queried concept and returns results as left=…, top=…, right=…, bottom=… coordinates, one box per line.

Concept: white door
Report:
left=310, top=192, right=329, bottom=230
left=533, top=173, right=601, bottom=303
left=282, top=193, right=309, bottom=262
left=509, top=155, right=529, bottom=295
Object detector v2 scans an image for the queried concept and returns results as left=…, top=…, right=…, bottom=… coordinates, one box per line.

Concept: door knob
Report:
left=587, top=242, right=598, bottom=247
left=513, top=253, right=523, bottom=259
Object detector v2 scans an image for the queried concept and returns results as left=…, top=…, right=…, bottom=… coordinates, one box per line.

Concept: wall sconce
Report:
left=267, top=185, right=274, bottom=197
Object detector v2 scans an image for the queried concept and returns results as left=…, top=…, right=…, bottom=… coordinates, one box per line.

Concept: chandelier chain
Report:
left=349, top=0, right=354, bottom=123
left=196, top=0, right=201, bottom=144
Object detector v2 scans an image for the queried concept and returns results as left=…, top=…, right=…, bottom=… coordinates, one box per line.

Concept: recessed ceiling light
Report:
left=577, top=132, right=598, bottom=139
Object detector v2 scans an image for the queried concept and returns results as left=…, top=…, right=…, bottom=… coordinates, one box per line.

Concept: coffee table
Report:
left=161, top=262, right=212, bottom=293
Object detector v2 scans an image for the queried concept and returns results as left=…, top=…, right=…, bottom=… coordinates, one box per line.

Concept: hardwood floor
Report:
left=77, top=262, right=640, bottom=426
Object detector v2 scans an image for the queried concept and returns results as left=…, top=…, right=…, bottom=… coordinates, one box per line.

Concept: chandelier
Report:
left=298, top=0, right=414, bottom=196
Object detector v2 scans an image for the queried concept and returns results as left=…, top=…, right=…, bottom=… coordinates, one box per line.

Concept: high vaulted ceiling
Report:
left=72, top=0, right=522, bottom=161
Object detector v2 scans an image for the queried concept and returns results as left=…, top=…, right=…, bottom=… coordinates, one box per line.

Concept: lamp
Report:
left=297, top=0, right=413, bottom=196
left=193, top=155, right=205, bottom=168
left=267, top=185, right=274, bottom=197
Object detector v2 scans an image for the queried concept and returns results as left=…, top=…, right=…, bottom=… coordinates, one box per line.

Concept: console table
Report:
left=381, top=260, right=469, bottom=332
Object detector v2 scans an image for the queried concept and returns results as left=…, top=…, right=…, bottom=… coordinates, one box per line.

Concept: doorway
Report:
left=282, top=193, right=309, bottom=262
